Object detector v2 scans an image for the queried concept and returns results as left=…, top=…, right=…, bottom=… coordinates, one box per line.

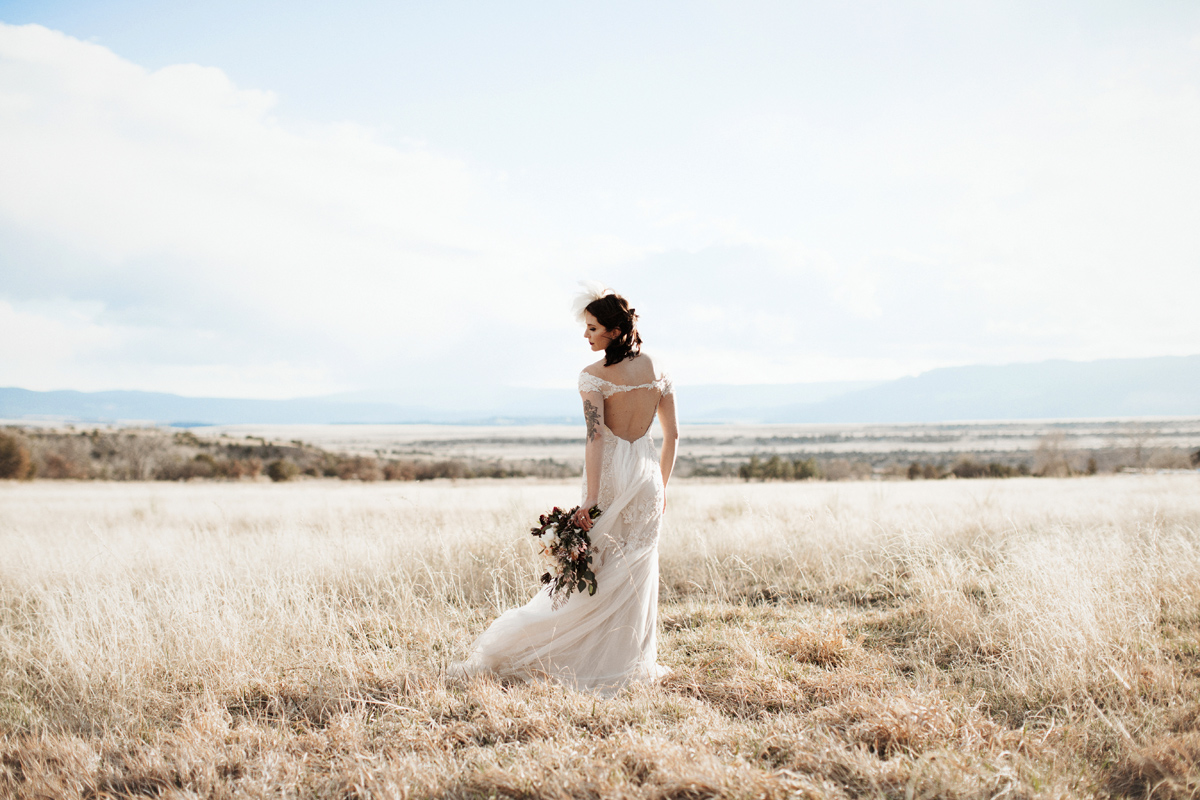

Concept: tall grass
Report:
left=2, top=475, right=1199, bottom=798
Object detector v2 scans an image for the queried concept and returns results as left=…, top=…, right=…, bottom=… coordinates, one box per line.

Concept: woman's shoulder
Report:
left=579, top=360, right=610, bottom=389
left=640, top=354, right=675, bottom=395
left=578, top=361, right=610, bottom=394
left=590, top=355, right=667, bottom=381
left=635, top=353, right=675, bottom=395
left=581, top=354, right=670, bottom=388
left=626, top=352, right=666, bottom=383
left=580, top=357, right=608, bottom=377
left=579, top=354, right=670, bottom=381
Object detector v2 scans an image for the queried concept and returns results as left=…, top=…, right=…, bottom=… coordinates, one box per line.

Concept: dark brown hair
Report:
left=586, top=293, right=643, bottom=366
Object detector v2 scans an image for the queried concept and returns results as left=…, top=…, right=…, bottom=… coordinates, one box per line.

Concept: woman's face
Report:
left=583, top=312, right=615, bottom=352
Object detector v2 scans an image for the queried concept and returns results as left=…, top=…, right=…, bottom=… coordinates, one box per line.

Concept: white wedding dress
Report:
left=450, top=371, right=673, bottom=696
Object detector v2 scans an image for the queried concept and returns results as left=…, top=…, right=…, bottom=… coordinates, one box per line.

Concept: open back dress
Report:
left=449, top=370, right=673, bottom=695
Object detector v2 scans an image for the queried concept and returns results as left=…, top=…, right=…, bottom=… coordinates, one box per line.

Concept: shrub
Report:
left=414, top=460, right=467, bottom=481
left=906, top=462, right=946, bottom=479
left=740, top=455, right=825, bottom=481
left=950, top=459, right=1019, bottom=479
left=762, top=455, right=793, bottom=480
left=0, top=432, right=33, bottom=479
left=687, top=460, right=738, bottom=478
left=1034, top=432, right=1075, bottom=477
left=1148, top=448, right=1194, bottom=470
left=823, top=458, right=852, bottom=481
left=470, top=462, right=525, bottom=479
left=28, top=436, right=91, bottom=480
left=267, top=459, right=300, bottom=482
left=383, top=460, right=418, bottom=481
left=823, top=458, right=872, bottom=481
left=172, top=430, right=202, bottom=447
left=738, top=455, right=761, bottom=480
left=793, top=458, right=821, bottom=479
left=155, top=453, right=200, bottom=481
left=240, top=458, right=263, bottom=478
left=204, top=456, right=260, bottom=479
left=39, top=452, right=88, bottom=479
left=336, top=456, right=382, bottom=482
left=379, top=459, right=481, bottom=481
left=951, top=459, right=985, bottom=479
left=189, top=453, right=216, bottom=478
left=106, top=431, right=173, bottom=480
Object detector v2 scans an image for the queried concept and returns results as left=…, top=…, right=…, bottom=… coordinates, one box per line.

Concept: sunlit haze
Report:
left=2, top=2, right=1198, bottom=403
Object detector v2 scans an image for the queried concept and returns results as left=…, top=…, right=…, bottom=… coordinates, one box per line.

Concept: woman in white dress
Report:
left=450, top=285, right=678, bottom=695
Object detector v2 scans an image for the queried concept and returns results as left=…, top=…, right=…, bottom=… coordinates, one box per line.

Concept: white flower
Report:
left=571, top=280, right=615, bottom=322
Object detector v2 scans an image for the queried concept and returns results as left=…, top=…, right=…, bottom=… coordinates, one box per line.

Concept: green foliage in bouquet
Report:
left=530, top=504, right=602, bottom=608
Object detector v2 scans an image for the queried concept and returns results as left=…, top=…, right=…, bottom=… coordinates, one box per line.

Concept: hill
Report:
left=2, top=355, right=1197, bottom=425
left=767, top=355, right=1200, bottom=423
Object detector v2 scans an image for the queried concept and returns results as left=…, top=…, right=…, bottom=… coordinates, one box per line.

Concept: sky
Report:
left=1, top=1, right=1198, bottom=402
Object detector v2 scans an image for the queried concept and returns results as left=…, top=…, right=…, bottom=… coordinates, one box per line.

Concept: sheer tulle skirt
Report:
left=450, top=431, right=668, bottom=696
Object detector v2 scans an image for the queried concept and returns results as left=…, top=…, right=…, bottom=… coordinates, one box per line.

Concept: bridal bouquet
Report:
left=530, top=504, right=601, bottom=609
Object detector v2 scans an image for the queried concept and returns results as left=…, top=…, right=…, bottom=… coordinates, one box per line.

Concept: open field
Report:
left=2, top=475, right=1200, bottom=798
left=197, top=418, right=1200, bottom=474
left=6, top=419, right=1197, bottom=483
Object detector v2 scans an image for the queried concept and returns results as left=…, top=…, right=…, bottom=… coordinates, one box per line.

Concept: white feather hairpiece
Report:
left=571, top=280, right=614, bottom=322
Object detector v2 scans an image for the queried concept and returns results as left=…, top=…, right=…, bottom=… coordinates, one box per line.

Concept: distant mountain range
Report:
left=760, top=355, right=1200, bottom=423
left=3, top=355, right=1198, bottom=426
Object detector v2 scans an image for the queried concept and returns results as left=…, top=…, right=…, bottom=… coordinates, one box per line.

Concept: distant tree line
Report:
left=684, top=433, right=1198, bottom=482
left=906, top=460, right=1029, bottom=480
left=737, top=455, right=822, bottom=481
left=0, top=428, right=574, bottom=482
left=4, top=427, right=1195, bottom=483
left=726, top=454, right=1034, bottom=482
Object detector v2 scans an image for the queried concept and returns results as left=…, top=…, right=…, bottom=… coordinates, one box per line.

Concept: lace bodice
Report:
left=578, top=371, right=674, bottom=398
left=576, top=367, right=670, bottom=553
left=585, top=427, right=664, bottom=551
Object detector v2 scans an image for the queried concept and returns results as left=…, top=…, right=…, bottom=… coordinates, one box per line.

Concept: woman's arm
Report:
left=576, top=388, right=605, bottom=531
left=658, top=391, right=678, bottom=489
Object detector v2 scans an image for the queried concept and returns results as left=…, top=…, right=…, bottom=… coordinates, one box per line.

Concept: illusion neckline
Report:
left=584, top=373, right=669, bottom=392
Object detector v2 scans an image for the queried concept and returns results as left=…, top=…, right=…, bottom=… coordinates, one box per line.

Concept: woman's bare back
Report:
left=584, top=354, right=666, bottom=442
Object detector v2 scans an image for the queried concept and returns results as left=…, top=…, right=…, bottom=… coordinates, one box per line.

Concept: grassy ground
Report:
left=1, top=475, right=1198, bottom=799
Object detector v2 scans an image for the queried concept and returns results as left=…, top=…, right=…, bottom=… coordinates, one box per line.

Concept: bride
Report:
left=449, top=284, right=678, bottom=695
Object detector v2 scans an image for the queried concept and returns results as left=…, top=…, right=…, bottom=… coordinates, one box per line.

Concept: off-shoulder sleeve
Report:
left=660, top=373, right=674, bottom=397
left=578, top=372, right=608, bottom=395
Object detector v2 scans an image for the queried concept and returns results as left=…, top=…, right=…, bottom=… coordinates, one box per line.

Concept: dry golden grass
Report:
left=1, top=475, right=1199, bottom=799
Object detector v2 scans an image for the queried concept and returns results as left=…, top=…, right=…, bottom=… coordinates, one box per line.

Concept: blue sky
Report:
left=1, top=2, right=1198, bottom=402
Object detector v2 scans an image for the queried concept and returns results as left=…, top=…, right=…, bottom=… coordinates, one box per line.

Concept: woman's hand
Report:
left=575, top=502, right=596, bottom=532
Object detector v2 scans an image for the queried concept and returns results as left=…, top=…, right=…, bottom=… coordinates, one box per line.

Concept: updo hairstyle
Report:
left=586, top=293, right=643, bottom=367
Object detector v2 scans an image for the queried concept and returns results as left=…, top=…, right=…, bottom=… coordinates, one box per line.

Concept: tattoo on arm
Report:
left=584, top=399, right=601, bottom=441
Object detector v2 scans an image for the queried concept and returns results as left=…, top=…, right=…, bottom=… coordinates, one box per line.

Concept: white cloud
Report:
left=0, top=23, right=549, bottom=395
left=0, top=296, right=336, bottom=397
left=1, top=15, right=1199, bottom=400
left=0, top=297, right=116, bottom=372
